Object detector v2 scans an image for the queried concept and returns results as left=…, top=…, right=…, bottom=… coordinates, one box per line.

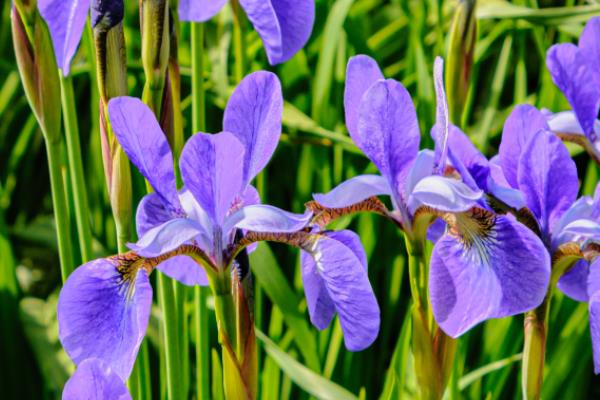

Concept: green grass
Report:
left=1, top=0, right=599, bottom=399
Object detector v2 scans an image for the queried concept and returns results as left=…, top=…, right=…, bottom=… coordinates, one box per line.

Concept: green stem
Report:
left=192, top=21, right=211, bottom=400
left=522, top=296, right=549, bottom=400
left=46, top=139, right=75, bottom=281
left=60, top=75, right=93, bottom=263
left=231, top=0, right=246, bottom=83
left=158, top=273, right=182, bottom=400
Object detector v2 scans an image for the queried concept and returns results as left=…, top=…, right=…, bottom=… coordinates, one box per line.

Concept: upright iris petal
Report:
left=430, top=211, right=550, bottom=337
left=300, top=230, right=379, bottom=351
left=57, top=260, right=152, bottom=380
left=63, top=358, right=131, bottom=400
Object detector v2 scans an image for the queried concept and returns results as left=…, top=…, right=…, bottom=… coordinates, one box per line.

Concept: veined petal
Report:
left=130, top=218, right=207, bottom=258
left=313, top=174, right=391, bottom=209
left=225, top=205, right=312, bottom=234
left=156, top=255, right=209, bottom=286
left=430, top=213, right=550, bottom=337
left=223, top=71, right=283, bottom=184
left=179, top=0, right=227, bottom=22
left=304, top=230, right=379, bottom=350
left=136, top=193, right=172, bottom=238
left=547, top=42, right=600, bottom=139
left=499, top=104, right=549, bottom=188
left=63, top=358, right=131, bottom=400
left=344, top=55, right=384, bottom=141
left=580, top=17, right=600, bottom=67
left=240, top=0, right=315, bottom=65
left=180, top=132, right=245, bottom=225
left=58, top=260, right=152, bottom=380
left=357, top=79, right=420, bottom=201
left=408, top=175, right=483, bottom=214
left=432, top=57, right=449, bottom=173
left=108, top=97, right=180, bottom=211
left=518, top=131, right=578, bottom=240
left=587, top=257, right=600, bottom=374
left=38, top=0, right=88, bottom=76
left=558, top=259, right=589, bottom=302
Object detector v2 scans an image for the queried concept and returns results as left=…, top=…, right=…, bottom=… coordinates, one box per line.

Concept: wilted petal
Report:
left=558, top=259, right=589, bottom=302
left=223, top=71, right=283, bottom=184
left=63, top=358, right=131, bottom=400
left=344, top=55, right=384, bottom=141
left=358, top=79, right=420, bottom=201
left=518, top=131, right=578, bottom=239
left=179, top=0, right=227, bottom=22
left=38, top=0, right=88, bottom=76
left=430, top=213, right=550, bottom=337
left=130, top=218, right=207, bottom=258
left=304, top=231, right=379, bottom=350
left=136, top=193, right=172, bottom=238
left=499, top=104, right=549, bottom=188
left=180, top=132, right=245, bottom=225
left=226, top=205, right=312, bottom=234
left=408, top=175, right=483, bottom=214
left=108, top=97, right=180, bottom=211
left=587, top=257, right=600, bottom=374
left=313, top=174, right=391, bottom=209
left=240, top=0, right=315, bottom=65
left=58, top=260, right=152, bottom=380
left=156, top=255, right=209, bottom=286
left=547, top=43, right=600, bottom=138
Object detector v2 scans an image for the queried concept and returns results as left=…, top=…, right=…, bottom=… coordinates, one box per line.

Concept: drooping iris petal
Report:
left=357, top=79, right=420, bottom=202
left=130, top=218, right=208, bottom=258
left=430, top=214, right=550, bottom=338
left=225, top=205, right=312, bottom=234
left=108, top=97, right=180, bottom=211
left=518, top=131, right=578, bottom=239
left=58, top=260, right=152, bottom=380
left=136, top=193, right=172, bottom=238
left=179, top=0, right=227, bottom=22
left=303, top=230, right=379, bottom=350
left=547, top=42, right=600, bottom=138
left=239, top=0, right=315, bottom=65
left=223, top=71, right=283, bottom=184
left=300, top=230, right=368, bottom=330
left=587, top=257, right=600, bottom=374
left=499, top=104, right=549, bottom=188
left=180, top=132, right=245, bottom=225
left=155, top=256, right=209, bottom=286
left=432, top=57, right=449, bottom=173
left=558, top=259, right=590, bottom=302
left=344, top=55, right=384, bottom=140
left=313, top=174, right=391, bottom=209
left=38, top=0, right=88, bottom=76
left=408, top=175, right=483, bottom=214
left=63, top=358, right=131, bottom=400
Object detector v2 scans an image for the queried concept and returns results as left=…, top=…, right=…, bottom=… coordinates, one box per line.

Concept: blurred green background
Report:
left=1, top=0, right=600, bottom=398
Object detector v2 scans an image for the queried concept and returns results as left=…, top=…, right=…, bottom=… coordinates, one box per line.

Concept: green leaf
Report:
left=477, top=1, right=600, bottom=25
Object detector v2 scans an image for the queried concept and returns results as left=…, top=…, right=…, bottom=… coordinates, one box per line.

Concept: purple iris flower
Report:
left=38, top=0, right=123, bottom=76
left=57, top=72, right=379, bottom=396
left=179, top=0, right=315, bottom=65
left=545, top=17, right=600, bottom=159
left=311, top=55, right=550, bottom=338
left=62, top=358, right=131, bottom=400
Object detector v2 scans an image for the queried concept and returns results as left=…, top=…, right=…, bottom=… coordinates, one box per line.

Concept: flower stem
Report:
left=522, top=298, right=549, bottom=400
left=46, top=139, right=75, bottom=281
left=231, top=0, right=246, bottom=83
left=59, top=75, right=93, bottom=263
left=191, top=20, right=211, bottom=400
left=158, top=272, right=182, bottom=400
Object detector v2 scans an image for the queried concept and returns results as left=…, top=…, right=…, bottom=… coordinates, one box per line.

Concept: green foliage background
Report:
left=1, top=0, right=600, bottom=398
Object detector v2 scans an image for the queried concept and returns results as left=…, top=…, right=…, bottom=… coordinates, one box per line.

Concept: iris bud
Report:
left=91, top=0, right=124, bottom=32
left=446, top=0, right=477, bottom=125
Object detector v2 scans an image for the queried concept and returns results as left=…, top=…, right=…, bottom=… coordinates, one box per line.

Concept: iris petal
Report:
left=408, top=175, right=483, bottom=214
left=58, top=260, right=152, bottom=380
left=63, top=358, right=131, bottom=400
left=558, top=259, right=589, bottom=302
left=130, top=218, right=207, bottom=258
left=430, top=213, right=550, bottom=337
left=226, top=205, right=312, bottom=234
left=313, top=174, right=391, bottom=209
left=587, top=257, right=600, bottom=374
left=155, top=256, right=209, bottom=286
left=223, top=71, right=283, bottom=184
left=432, top=57, right=449, bottom=173
left=136, top=193, right=172, bottom=238
left=240, top=0, right=315, bottom=65
left=108, top=97, right=180, bottom=211
left=179, top=0, right=227, bottom=22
